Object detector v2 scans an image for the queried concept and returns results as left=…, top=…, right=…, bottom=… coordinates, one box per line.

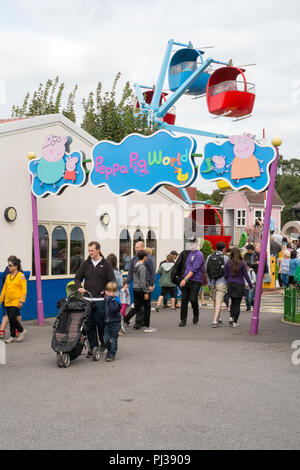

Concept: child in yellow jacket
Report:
left=0, top=256, right=27, bottom=343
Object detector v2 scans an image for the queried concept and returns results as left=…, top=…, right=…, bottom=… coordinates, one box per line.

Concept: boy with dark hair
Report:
left=104, top=282, right=121, bottom=362
left=206, top=241, right=229, bottom=327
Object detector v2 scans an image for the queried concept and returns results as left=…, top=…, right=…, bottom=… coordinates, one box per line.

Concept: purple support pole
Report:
left=250, top=145, right=280, bottom=335
left=30, top=176, right=44, bottom=325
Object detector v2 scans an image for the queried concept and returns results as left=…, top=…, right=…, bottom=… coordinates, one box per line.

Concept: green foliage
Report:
left=81, top=73, right=155, bottom=142
left=200, top=239, right=213, bottom=260
left=275, top=156, right=300, bottom=226
left=11, top=77, right=77, bottom=123
left=197, top=188, right=224, bottom=206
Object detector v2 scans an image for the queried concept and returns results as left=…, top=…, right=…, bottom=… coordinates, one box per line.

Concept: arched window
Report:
left=70, top=227, right=85, bottom=274
left=119, top=229, right=131, bottom=271
left=146, top=230, right=157, bottom=268
left=52, top=226, right=67, bottom=275
left=32, top=225, right=49, bottom=276
left=133, top=229, right=144, bottom=252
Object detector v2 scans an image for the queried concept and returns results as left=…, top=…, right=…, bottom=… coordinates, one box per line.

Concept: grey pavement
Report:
left=1, top=291, right=300, bottom=450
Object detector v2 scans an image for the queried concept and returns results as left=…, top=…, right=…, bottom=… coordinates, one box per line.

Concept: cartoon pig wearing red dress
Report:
left=228, top=133, right=263, bottom=183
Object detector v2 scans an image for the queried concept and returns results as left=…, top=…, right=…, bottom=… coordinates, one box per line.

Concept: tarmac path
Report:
left=1, top=291, right=299, bottom=450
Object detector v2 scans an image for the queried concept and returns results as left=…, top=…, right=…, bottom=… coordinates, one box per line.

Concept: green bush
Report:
left=201, top=239, right=214, bottom=260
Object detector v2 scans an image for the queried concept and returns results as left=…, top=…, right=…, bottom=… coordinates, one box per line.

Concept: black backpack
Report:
left=206, top=253, right=224, bottom=280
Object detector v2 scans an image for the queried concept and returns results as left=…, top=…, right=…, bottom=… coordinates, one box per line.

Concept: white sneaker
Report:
left=16, top=332, right=24, bottom=342
left=120, top=320, right=126, bottom=334
left=229, top=317, right=233, bottom=326
left=233, top=322, right=240, bottom=328
left=144, top=327, right=157, bottom=333
left=5, top=336, right=16, bottom=343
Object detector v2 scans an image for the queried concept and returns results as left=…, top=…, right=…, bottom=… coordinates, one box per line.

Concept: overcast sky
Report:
left=0, top=0, right=299, bottom=193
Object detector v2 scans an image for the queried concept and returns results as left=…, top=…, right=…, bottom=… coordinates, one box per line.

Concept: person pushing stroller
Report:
left=74, top=241, right=115, bottom=357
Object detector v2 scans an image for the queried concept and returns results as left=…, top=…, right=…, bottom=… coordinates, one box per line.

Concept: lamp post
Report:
left=250, top=137, right=282, bottom=335
left=27, top=151, right=44, bottom=325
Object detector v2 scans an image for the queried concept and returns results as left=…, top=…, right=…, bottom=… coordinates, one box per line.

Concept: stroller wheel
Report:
left=56, top=353, right=64, bottom=368
left=62, top=353, right=70, bottom=368
left=92, top=347, right=100, bottom=362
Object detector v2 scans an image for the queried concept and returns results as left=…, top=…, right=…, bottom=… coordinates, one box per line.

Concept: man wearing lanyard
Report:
left=178, top=238, right=205, bottom=327
left=75, top=241, right=115, bottom=355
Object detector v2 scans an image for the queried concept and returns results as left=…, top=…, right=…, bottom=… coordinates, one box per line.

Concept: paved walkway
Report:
left=1, top=291, right=300, bottom=450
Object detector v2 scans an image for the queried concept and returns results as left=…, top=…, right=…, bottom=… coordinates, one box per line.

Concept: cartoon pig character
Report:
left=211, top=155, right=226, bottom=175
left=37, top=135, right=68, bottom=186
left=64, top=156, right=78, bottom=181
left=42, top=135, right=68, bottom=162
left=227, top=133, right=263, bottom=183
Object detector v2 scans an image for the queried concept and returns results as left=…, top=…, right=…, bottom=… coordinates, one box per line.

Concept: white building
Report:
left=0, top=114, right=186, bottom=319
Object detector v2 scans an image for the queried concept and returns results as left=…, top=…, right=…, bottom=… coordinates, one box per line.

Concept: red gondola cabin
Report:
left=206, top=67, right=255, bottom=118
left=136, top=89, right=176, bottom=125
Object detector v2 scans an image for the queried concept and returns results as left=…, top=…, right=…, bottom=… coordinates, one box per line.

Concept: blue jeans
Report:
left=281, top=273, right=289, bottom=287
left=245, top=288, right=252, bottom=309
left=86, top=300, right=105, bottom=350
left=104, top=321, right=121, bottom=357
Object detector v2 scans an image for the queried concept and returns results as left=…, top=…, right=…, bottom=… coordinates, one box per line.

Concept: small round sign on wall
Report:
left=4, top=207, right=17, bottom=222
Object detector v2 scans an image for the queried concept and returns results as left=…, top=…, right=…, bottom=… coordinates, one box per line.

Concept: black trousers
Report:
left=124, top=291, right=151, bottom=328
left=6, top=306, right=23, bottom=338
left=230, top=297, right=243, bottom=323
left=180, top=281, right=201, bottom=322
left=86, top=300, right=105, bottom=350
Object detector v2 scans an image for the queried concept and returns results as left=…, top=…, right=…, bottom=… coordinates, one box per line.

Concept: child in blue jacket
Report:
left=104, top=281, right=121, bottom=362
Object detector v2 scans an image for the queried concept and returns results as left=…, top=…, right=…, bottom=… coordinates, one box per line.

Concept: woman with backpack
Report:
left=205, top=241, right=229, bottom=328
left=155, top=254, right=177, bottom=311
left=224, top=247, right=253, bottom=328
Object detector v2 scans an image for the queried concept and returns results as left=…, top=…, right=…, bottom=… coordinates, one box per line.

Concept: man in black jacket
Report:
left=75, top=241, right=115, bottom=354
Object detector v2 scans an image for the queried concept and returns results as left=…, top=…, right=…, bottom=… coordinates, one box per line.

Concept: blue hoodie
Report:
left=105, top=296, right=121, bottom=323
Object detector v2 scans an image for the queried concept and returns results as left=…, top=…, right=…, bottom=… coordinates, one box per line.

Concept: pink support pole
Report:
left=30, top=176, right=44, bottom=325
left=250, top=145, right=279, bottom=335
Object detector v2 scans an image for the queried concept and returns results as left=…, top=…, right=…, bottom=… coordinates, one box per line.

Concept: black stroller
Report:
left=51, top=284, right=100, bottom=368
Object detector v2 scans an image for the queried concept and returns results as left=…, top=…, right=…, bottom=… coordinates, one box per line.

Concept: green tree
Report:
left=200, top=239, right=213, bottom=260
left=196, top=188, right=224, bottom=206
left=81, top=73, right=155, bottom=142
left=11, top=77, right=77, bottom=122
left=276, top=173, right=300, bottom=226
left=274, top=156, right=300, bottom=226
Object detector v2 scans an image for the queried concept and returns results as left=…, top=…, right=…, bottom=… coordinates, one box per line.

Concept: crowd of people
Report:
left=1, top=232, right=300, bottom=361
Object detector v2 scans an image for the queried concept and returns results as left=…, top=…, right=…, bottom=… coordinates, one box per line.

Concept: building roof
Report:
left=0, top=118, right=32, bottom=124
left=164, top=186, right=197, bottom=203
left=292, top=201, right=300, bottom=209
left=242, top=189, right=284, bottom=207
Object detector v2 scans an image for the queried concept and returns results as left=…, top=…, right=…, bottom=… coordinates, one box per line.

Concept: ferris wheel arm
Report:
left=158, top=122, right=229, bottom=140
left=151, top=39, right=175, bottom=111
left=156, top=57, right=228, bottom=118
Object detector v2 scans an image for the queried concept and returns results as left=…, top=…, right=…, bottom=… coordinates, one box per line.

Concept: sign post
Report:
left=28, top=151, right=44, bottom=325
left=250, top=137, right=282, bottom=335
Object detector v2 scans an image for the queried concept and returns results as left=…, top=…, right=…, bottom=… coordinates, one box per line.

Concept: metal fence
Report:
left=284, top=287, right=300, bottom=324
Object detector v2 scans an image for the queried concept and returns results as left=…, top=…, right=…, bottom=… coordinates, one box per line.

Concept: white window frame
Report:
left=31, top=221, right=86, bottom=280
left=236, top=209, right=246, bottom=227
left=254, top=209, right=265, bottom=222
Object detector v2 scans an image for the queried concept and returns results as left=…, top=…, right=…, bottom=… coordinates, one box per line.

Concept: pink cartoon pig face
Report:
left=42, top=135, right=68, bottom=162
left=212, top=155, right=226, bottom=168
left=229, top=133, right=255, bottom=159
left=66, top=156, right=78, bottom=171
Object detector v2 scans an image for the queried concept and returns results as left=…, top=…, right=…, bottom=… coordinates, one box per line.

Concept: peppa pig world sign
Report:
left=29, top=131, right=276, bottom=197
left=89, top=131, right=197, bottom=195
left=200, top=133, right=276, bottom=192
